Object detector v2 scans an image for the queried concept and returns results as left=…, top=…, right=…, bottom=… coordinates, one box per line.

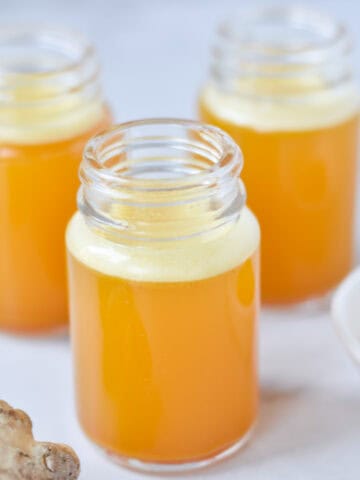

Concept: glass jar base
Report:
left=0, top=324, right=69, bottom=338
left=99, top=425, right=255, bottom=474
left=264, top=288, right=335, bottom=317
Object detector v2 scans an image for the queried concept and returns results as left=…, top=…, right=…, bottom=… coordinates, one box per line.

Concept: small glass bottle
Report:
left=199, top=6, right=359, bottom=307
left=0, top=27, right=111, bottom=334
left=66, top=119, right=260, bottom=473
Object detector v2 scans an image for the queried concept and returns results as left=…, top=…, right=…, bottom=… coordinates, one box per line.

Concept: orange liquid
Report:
left=200, top=101, right=359, bottom=304
left=68, top=251, right=259, bottom=463
left=0, top=117, right=110, bottom=334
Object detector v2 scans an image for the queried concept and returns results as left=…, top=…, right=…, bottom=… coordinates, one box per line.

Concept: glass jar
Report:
left=66, top=119, right=260, bottom=473
left=199, top=6, right=359, bottom=307
left=0, top=27, right=111, bottom=334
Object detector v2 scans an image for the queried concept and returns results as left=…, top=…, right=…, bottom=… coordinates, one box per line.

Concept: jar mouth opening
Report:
left=217, top=5, right=349, bottom=58
left=79, top=119, right=245, bottom=243
left=211, top=5, right=353, bottom=96
left=0, top=25, right=101, bottom=107
left=0, top=25, right=95, bottom=78
left=82, top=118, right=242, bottom=191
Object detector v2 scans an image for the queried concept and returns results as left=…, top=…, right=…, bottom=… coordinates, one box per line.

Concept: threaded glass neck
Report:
left=79, top=119, right=246, bottom=244
left=0, top=26, right=99, bottom=101
left=211, top=5, right=353, bottom=97
left=0, top=26, right=103, bottom=142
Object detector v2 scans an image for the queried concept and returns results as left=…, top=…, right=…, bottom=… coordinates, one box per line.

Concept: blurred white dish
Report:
left=332, top=268, right=360, bottom=365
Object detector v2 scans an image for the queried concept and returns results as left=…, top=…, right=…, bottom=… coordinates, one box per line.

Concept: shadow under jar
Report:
left=66, top=119, right=260, bottom=473
left=199, top=6, right=360, bottom=308
left=0, top=27, right=111, bottom=334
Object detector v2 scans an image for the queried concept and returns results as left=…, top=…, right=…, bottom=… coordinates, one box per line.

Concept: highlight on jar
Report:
left=0, top=27, right=111, bottom=335
left=199, top=5, right=360, bottom=308
left=66, top=119, right=260, bottom=473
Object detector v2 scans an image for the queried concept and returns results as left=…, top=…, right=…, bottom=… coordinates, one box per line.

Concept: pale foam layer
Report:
left=0, top=85, right=104, bottom=144
left=66, top=207, right=260, bottom=282
left=201, top=79, right=360, bottom=132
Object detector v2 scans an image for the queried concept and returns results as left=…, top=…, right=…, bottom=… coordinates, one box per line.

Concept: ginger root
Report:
left=0, top=400, right=80, bottom=480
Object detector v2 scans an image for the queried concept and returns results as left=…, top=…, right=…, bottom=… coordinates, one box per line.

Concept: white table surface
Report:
left=1, top=0, right=360, bottom=479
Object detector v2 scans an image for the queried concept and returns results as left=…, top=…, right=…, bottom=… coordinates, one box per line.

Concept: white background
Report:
left=1, top=1, right=360, bottom=479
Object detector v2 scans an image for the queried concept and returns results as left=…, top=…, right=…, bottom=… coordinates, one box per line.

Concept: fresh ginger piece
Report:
left=0, top=400, right=80, bottom=480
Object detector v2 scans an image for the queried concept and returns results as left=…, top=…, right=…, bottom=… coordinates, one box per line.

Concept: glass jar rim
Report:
left=216, top=5, right=350, bottom=59
left=209, top=5, right=355, bottom=99
left=0, top=25, right=95, bottom=78
left=79, top=118, right=246, bottom=243
left=0, top=24, right=102, bottom=118
left=82, top=118, right=243, bottom=190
